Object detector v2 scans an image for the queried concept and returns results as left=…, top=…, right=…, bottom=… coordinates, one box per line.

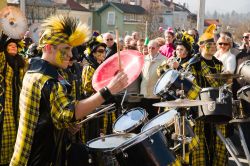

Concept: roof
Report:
left=26, top=0, right=58, bottom=7
left=65, top=0, right=89, bottom=12
left=26, top=0, right=89, bottom=12
left=204, top=19, right=220, bottom=26
left=97, top=2, right=146, bottom=14
left=162, top=0, right=190, bottom=13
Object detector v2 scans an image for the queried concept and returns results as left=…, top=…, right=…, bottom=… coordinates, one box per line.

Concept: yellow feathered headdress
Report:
left=198, top=24, right=216, bottom=45
left=39, top=15, right=90, bottom=48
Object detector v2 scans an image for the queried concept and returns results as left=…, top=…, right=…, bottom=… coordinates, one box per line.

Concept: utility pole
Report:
left=197, top=0, right=205, bottom=35
left=20, top=0, right=26, bottom=16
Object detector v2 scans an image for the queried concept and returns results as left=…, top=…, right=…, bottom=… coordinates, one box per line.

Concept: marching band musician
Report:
left=82, top=33, right=117, bottom=140
left=0, top=33, right=27, bottom=166
left=157, top=31, right=195, bottom=75
left=188, top=26, right=228, bottom=166
left=10, top=15, right=128, bottom=166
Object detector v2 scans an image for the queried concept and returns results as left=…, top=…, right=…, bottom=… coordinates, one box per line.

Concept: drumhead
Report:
left=141, top=109, right=177, bottom=132
left=114, top=125, right=164, bottom=152
left=154, top=69, right=179, bottom=96
left=113, top=107, right=147, bottom=133
left=87, top=133, right=136, bottom=151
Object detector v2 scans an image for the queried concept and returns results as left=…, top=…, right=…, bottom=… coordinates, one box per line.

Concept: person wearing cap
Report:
left=10, top=15, right=128, bottom=166
left=159, top=27, right=175, bottom=58
left=157, top=31, right=195, bottom=74
left=0, top=33, right=27, bottom=166
left=82, top=34, right=117, bottom=141
left=188, top=27, right=228, bottom=166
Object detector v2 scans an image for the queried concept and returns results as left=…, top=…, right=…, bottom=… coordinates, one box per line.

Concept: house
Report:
left=56, top=0, right=92, bottom=30
left=93, top=2, right=146, bottom=37
left=24, top=0, right=59, bottom=24
left=160, top=0, right=196, bottom=30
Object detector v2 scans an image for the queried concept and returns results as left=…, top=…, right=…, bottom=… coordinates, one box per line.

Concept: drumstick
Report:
left=115, top=27, right=122, bottom=70
left=77, top=103, right=115, bottom=125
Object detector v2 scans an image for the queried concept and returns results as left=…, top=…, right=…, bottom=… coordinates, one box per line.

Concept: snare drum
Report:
left=113, top=107, right=148, bottom=133
left=198, top=87, right=233, bottom=123
left=141, top=109, right=196, bottom=153
left=86, top=133, right=136, bottom=166
left=141, top=109, right=177, bottom=132
left=113, top=126, right=179, bottom=166
left=154, top=69, right=201, bottom=100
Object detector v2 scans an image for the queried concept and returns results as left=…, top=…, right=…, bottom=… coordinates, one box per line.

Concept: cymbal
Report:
left=206, top=73, right=242, bottom=80
left=153, top=98, right=213, bottom=107
left=0, top=6, right=28, bottom=39
left=92, top=50, right=144, bottom=91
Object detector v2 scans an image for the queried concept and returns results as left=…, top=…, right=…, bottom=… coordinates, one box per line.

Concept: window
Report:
left=107, top=12, right=115, bottom=25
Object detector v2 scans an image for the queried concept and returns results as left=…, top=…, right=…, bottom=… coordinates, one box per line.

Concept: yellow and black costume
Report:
left=189, top=25, right=228, bottom=166
left=10, top=15, right=90, bottom=166
left=0, top=34, right=26, bottom=165
left=82, top=33, right=116, bottom=141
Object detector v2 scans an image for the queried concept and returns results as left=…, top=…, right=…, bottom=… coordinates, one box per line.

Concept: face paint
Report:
left=205, top=44, right=210, bottom=52
left=55, top=49, right=67, bottom=65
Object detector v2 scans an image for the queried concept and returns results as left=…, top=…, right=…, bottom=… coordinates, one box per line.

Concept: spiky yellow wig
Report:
left=38, top=15, right=90, bottom=48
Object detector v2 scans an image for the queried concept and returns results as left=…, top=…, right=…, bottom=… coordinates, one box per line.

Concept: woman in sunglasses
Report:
left=82, top=35, right=107, bottom=97
left=82, top=35, right=116, bottom=142
left=214, top=35, right=236, bottom=74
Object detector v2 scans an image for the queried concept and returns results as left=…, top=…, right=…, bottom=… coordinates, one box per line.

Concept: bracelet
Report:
left=99, top=87, right=113, bottom=101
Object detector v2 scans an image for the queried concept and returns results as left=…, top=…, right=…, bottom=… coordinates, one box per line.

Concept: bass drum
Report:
left=113, top=126, right=180, bottom=166
left=86, top=133, right=136, bottom=166
left=237, top=60, right=250, bottom=84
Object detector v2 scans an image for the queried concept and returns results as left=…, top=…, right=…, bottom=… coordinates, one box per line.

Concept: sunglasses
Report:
left=218, top=43, right=229, bottom=46
left=96, top=49, right=105, bottom=53
left=106, top=38, right=113, bottom=41
left=243, top=36, right=249, bottom=39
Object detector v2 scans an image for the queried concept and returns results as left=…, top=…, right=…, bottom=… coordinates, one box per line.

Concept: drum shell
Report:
left=237, top=85, right=250, bottom=103
left=141, top=109, right=196, bottom=152
left=113, top=107, right=148, bottom=134
left=154, top=69, right=201, bottom=100
left=86, top=133, right=136, bottom=166
left=237, top=60, right=250, bottom=84
left=198, top=88, right=232, bottom=123
left=113, top=126, right=176, bottom=166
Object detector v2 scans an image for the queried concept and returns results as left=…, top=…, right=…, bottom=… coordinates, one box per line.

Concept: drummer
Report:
left=10, top=15, right=128, bottom=166
left=188, top=27, right=228, bottom=166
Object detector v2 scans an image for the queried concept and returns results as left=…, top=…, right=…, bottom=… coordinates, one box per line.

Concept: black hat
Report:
left=84, top=32, right=106, bottom=56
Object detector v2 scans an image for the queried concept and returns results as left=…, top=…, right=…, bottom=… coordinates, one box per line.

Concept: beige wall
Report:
left=57, top=9, right=93, bottom=31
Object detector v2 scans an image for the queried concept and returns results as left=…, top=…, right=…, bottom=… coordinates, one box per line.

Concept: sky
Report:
left=174, top=0, right=250, bottom=14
